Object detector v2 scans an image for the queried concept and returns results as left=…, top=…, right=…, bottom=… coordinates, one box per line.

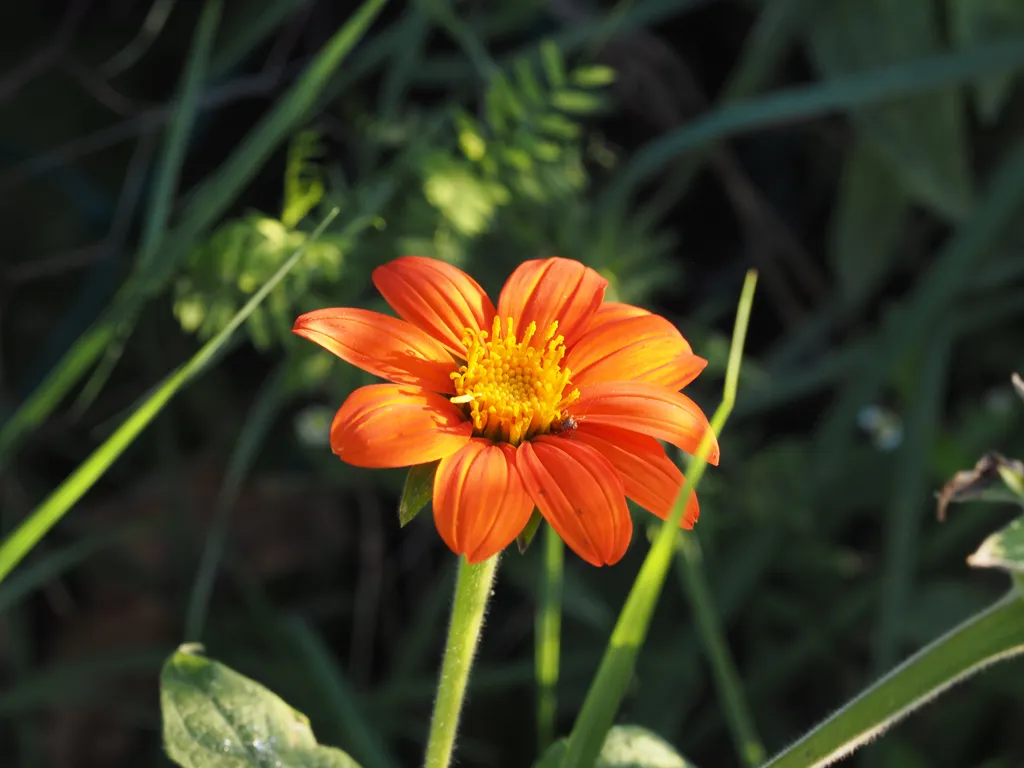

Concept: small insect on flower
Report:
left=552, top=415, right=578, bottom=434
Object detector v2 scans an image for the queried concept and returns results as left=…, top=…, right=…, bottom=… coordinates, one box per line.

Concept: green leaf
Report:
left=571, top=65, right=617, bottom=87
left=282, top=130, right=327, bottom=228
left=537, top=112, right=581, bottom=140
left=540, top=39, right=566, bottom=87
left=596, top=726, right=697, bottom=767
left=514, top=57, right=545, bottom=106
left=399, top=462, right=438, bottom=527
left=969, top=517, right=1024, bottom=573
left=828, top=139, right=910, bottom=304
left=806, top=0, right=973, bottom=219
left=161, top=645, right=362, bottom=768
left=551, top=89, right=609, bottom=115
left=516, top=509, right=543, bottom=554
left=948, top=0, right=1024, bottom=122
left=535, top=727, right=696, bottom=768
left=0, top=210, right=340, bottom=586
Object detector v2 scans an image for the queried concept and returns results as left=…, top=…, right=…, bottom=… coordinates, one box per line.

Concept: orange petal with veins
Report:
left=572, top=381, right=719, bottom=465
left=294, top=308, right=456, bottom=393
left=330, top=384, right=471, bottom=468
left=516, top=436, right=632, bottom=566
left=568, top=422, right=699, bottom=528
left=433, top=439, right=535, bottom=563
left=373, top=256, right=497, bottom=357
left=497, top=258, right=606, bottom=347
left=567, top=313, right=706, bottom=390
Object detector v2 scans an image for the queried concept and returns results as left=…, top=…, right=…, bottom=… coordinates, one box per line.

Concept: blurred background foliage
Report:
left=1, top=0, right=1024, bottom=766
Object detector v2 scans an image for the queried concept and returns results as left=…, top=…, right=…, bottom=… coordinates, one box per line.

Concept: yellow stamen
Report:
left=450, top=316, right=579, bottom=445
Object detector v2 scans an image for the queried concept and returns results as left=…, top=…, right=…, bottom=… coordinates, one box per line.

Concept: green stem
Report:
left=675, top=530, right=765, bottom=767
left=761, top=589, right=1024, bottom=768
left=536, top=524, right=564, bottom=754
left=424, top=554, right=500, bottom=768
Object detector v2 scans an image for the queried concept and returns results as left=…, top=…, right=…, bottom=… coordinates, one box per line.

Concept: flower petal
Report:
left=567, top=313, right=707, bottom=390
left=569, top=422, right=700, bottom=528
left=372, top=256, right=497, bottom=357
left=497, top=258, right=607, bottom=346
left=580, top=302, right=652, bottom=335
left=294, top=308, right=456, bottom=393
left=433, top=439, right=535, bottom=563
left=330, top=384, right=472, bottom=468
left=571, top=381, right=720, bottom=465
left=516, top=436, right=632, bottom=566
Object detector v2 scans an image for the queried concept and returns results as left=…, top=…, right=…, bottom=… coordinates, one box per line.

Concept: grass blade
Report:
left=0, top=522, right=151, bottom=614
left=74, top=0, right=223, bottom=415
left=0, top=0, right=390, bottom=469
left=761, top=591, right=1024, bottom=768
left=184, top=362, right=291, bottom=641
left=536, top=524, right=564, bottom=754
left=872, top=331, right=952, bottom=673
left=815, top=137, right=1024, bottom=455
left=600, top=38, right=1024, bottom=214
left=0, top=209, right=339, bottom=586
left=673, top=531, right=765, bottom=767
left=281, top=617, right=400, bottom=768
left=558, top=271, right=758, bottom=768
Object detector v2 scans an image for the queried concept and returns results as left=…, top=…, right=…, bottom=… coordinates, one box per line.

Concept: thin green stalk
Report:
left=424, top=555, right=500, bottom=768
left=184, top=362, right=291, bottom=641
left=761, top=589, right=1024, bottom=768
left=872, top=330, right=951, bottom=673
left=600, top=37, right=1024, bottom=216
left=559, top=271, right=758, bottom=768
left=0, top=0, right=389, bottom=469
left=0, top=210, right=338, bottom=586
left=536, top=524, right=564, bottom=754
left=674, top=531, right=765, bottom=767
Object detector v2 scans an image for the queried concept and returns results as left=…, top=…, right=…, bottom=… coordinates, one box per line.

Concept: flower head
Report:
left=293, top=257, right=717, bottom=566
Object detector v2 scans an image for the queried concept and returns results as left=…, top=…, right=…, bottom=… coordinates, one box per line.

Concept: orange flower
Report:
left=293, top=257, right=718, bottom=566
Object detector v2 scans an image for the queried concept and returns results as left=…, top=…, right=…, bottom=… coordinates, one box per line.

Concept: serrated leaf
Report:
left=514, top=57, right=545, bottom=106
left=571, top=65, right=617, bottom=88
left=968, top=516, right=1024, bottom=573
left=948, top=0, right=1024, bottom=122
left=160, top=645, right=362, bottom=768
left=399, top=461, right=438, bottom=527
left=829, top=139, right=910, bottom=303
left=538, top=112, right=581, bottom=140
left=540, top=39, right=566, bottom=88
left=552, top=89, right=608, bottom=115
left=807, top=0, right=973, bottom=220
left=485, top=75, right=526, bottom=133
left=535, top=726, right=697, bottom=768
left=516, top=509, right=543, bottom=554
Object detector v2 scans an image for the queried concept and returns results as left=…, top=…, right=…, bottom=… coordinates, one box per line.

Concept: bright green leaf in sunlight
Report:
left=421, top=152, right=510, bottom=236
left=535, top=726, right=696, bottom=768
left=282, top=130, right=328, bottom=229
left=398, top=461, right=438, bottom=527
left=161, top=645, right=362, bottom=768
left=966, top=514, right=1024, bottom=569
left=807, top=0, right=973, bottom=219
left=571, top=65, right=617, bottom=88
left=948, top=0, right=1024, bottom=122
left=969, top=516, right=1024, bottom=574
